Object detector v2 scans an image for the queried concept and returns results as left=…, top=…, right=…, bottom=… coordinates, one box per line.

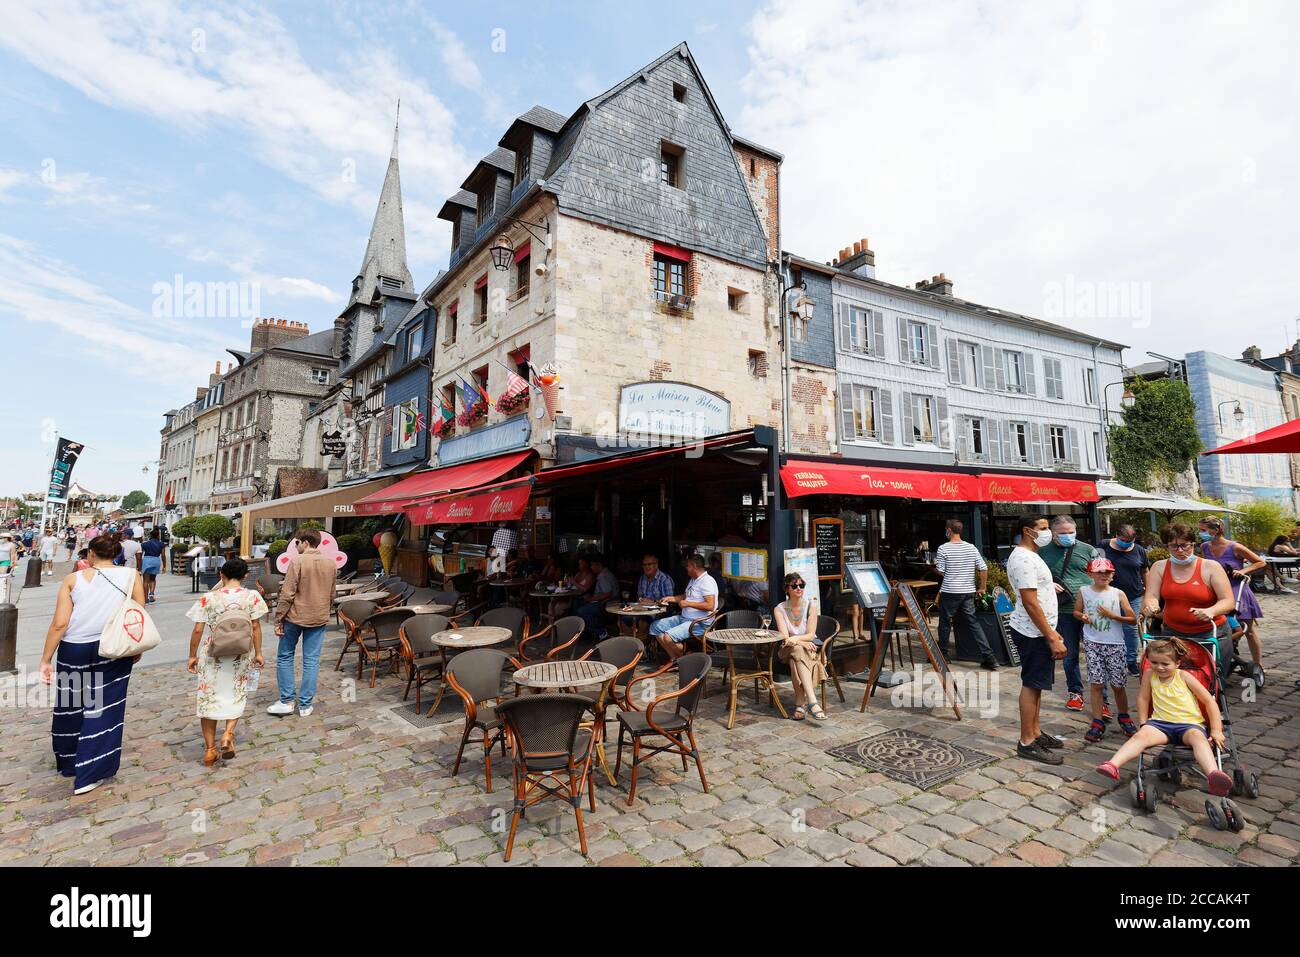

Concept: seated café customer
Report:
left=576, top=554, right=619, bottom=641
left=650, top=553, right=718, bottom=660
left=622, top=553, right=674, bottom=637
left=774, top=572, right=827, bottom=721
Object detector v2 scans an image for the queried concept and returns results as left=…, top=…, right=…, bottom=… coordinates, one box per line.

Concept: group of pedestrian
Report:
left=39, top=525, right=336, bottom=794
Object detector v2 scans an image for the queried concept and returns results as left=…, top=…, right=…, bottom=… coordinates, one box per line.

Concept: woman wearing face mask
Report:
left=1196, top=517, right=1265, bottom=681
left=1140, top=524, right=1235, bottom=679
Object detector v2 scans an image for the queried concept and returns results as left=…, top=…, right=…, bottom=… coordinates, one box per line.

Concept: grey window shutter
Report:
left=1067, top=426, right=1080, bottom=467
left=897, top=315, right=910, bottom=363
left=1003, top=420, right=1016, bottom=463
left=994, top=349, right=1007, bottom=391
left=1023, top=352, right=1036, bottom=395
left=926, top=324, right=940, bottom=369
left=871, top=310, right=885, bottom=358
left=935, top=397, right=950, bottom=447
left=900, top=391, right=915, bottom=445
left=879, top=388, right=894, bottom=444
left=946, top=337, right=961, bottom=384
left=987, top=418, right=1001, bottom=464
left=836, top=302, right=849, bottom=352
left=981, top=345, right=998, bottom=391
left=956, top=416, right=971, bottom=460
left=838, top=381, right=856, bottom=442
left=1029, top=422, right=1044, bottom=466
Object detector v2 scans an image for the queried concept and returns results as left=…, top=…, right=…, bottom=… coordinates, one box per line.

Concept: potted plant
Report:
left=192, top=514, right=235, bottom=588
left=960, top=561, right=1013, bottom=664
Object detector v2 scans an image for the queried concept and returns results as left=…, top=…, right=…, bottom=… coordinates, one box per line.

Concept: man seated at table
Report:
left=618, top=553, right=674, bottom=638
left=650, top=553, right=719, bottom=660
left=575, top=553, right=619, bottom=642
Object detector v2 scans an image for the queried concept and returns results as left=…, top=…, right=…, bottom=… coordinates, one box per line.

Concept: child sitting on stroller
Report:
left=1094, top=637, right=1233, bottom=796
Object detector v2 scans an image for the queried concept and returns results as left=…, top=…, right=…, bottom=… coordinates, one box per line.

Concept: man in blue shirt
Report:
left=1095, top=524, right=1148, bottom=674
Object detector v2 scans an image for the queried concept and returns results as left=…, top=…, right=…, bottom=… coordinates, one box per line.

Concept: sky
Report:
left=1, top=0, right=1297, bottom=498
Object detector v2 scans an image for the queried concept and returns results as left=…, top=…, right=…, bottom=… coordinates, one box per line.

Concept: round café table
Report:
left=408, top=603, right=453, bottom=616
left=703, top=628, right=789, bottom=729
left=530, top=587, right=582, bottom=625
left=424, top=626, right=515, bottom=716
left=347, top=591, right=390, bottom=603
left=335, top=582, right=366, bottom=593
left=513, top=658, right=617, bottom=691
left=606, top=601, right=665, bottom=638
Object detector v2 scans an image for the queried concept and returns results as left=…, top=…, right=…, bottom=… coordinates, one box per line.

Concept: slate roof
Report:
left=460, top=147, right=516, bottom=191
left=346, top=119, right=414, bottom=310
left=437, top=190, right=476, bottom=220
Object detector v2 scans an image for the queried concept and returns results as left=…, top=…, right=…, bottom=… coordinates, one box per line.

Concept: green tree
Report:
left=1108, top=378, right=1202, bottom=491
left=120, top=490, right=151, bottom=511
left=170, top=515, right=198, bottom=540
left=191, top=514, right=235, bottom=554
left=1227, top=499, right=1292, bottom=551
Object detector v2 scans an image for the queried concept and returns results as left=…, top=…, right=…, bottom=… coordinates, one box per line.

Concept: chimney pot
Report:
left=852, top=241, right=861, bottom=255
left=861, top=237, right=869, bottom=250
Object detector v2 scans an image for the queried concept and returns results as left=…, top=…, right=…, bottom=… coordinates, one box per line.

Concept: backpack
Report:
left=209, top=594, right=255, bottom=659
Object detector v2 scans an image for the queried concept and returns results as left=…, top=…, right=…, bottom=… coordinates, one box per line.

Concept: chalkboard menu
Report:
left=995, top=611, right=1021, bottom=665
left=813, top=518, right=844, bottom=581
left=859, top=581, right=962, bottom=720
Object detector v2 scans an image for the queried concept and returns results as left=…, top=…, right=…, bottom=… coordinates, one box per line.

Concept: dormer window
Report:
left=516, top=150, right=531, bottom=185
left=477, top=190, right=492, bottom=225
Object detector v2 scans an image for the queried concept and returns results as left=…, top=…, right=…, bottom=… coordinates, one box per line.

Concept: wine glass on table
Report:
left=759, top=607, right=772, bottom=637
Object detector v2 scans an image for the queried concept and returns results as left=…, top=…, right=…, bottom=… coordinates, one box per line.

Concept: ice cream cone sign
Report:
left=535, top=362, right=561, bottom=419
left=378, top=530, right=398, bottom=575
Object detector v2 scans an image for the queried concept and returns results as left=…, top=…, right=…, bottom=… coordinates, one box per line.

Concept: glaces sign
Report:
left=618, top=382, right=731, bottom=440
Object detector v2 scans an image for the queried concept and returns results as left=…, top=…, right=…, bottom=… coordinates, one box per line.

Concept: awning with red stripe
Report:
left=353, top=450, right=534, bottom=515
left=976, top=473, right=1099, bottom=503
left=781, top=461, right=980, bottom=501
left=406, top=482, right=533, bottom=525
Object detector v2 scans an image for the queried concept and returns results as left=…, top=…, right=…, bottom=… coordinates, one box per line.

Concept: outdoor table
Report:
left=408, top=603, right=453, bottom=616
left=704, top=628, right=789, bottom=729
left=606, top=600, right=665, bottom=637
left=512, top=658, right=617, bottom=691
left=423, top=626, right=516, bottom=716
left=348, top=591, right=391, bottom=603
left=1261, top=556, right=1299, bottom=594
left=529, top=587, right=582, bottom=625
left=335, top=582, right=366, bottom=593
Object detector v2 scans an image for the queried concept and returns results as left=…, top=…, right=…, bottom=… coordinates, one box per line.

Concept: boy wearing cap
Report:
left=1074, top=556, right=1138, bottom=743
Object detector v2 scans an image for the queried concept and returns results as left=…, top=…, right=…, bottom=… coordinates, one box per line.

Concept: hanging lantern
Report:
left=490, top=234, right=514, bottom=271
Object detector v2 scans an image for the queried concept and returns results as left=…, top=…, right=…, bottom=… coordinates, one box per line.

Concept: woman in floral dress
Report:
left=185, top=558, right=267, bottom=766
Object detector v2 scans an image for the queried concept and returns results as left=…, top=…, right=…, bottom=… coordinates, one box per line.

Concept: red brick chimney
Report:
left=250, top=318, right=310, bottom=352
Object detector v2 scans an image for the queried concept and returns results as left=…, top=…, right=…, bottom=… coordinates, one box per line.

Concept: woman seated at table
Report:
left=774, top=572, right=827, bottom=721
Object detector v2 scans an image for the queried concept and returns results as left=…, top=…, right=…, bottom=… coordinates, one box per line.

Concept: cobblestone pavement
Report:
left=2, top=588, right=1297, bottom=867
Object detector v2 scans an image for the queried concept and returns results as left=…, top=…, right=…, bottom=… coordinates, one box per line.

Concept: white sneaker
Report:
left=73, top=781, right=101, bottom=795
left=298, top=705, right=314, bottom=717
left=266, top=701, right=295, bottom=716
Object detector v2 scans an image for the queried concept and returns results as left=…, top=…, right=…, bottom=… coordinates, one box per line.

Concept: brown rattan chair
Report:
left=577, top=636, right=642, bottom=785
left=495, top=693, right=597, bottom=861
left=444, top=648, right=518, bottom=794
left=518, top=614, right=583, bottom=663
left=378, top=582, right=415, bottom=609
left=615, top=652, right=710, bottom=806
left=256, top=573, right=284, bottom=607
left=399, top=614, right=451, bottom=711
left=335, top=599, right=379, bottom=672
left=357, top=607, right=417, bottom=687
left=815, top=613, right=844, bottom=707
left=476, top=606, right=529, bottom=655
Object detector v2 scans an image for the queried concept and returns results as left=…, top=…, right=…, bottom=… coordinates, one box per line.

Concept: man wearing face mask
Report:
left=1039, top=515, right=1099, bottom=712
left=1097, top=524, right=1149, bottom=675
left=1007, top=515, right=1068, bottom=765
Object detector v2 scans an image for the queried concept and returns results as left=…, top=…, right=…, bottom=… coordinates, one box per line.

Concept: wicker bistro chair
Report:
left=815, top=614, right=844, bottom=707
left=399, top=614, right=451, bottom=711
left=575, top=636, right=643, bottom=785
left=614, top=652, right=711, bottom=806
left=357, top=607, right=417, bottom=687
left=495, top=693, right=598, bottom=862
left=444, top=648, right=520, bottom=793
left=518, top=615, right=583, bottom=663
left=256, top=573, right=284, bottom=607
left=378, top=582, right=415, bottom=609
left=703, top=609, right=762, bottom=700
left=335, top=600, right=380, bottom=673
left=429, top=589, right=462, bottom=612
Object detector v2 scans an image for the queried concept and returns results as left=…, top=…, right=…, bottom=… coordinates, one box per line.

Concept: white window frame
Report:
left=1084, top=367, right=1097, bottom=405
left=310, top=367, right=329, bottom=385
left=1004, top=351, right=1025, bottom=393
left=1010, top=422, right=1030, bottom=462
left=909, top=321, right=928, bottom=364
left=961, top=341, right=980, bottom=386
left=852, top=384, right=878, bottom=441
left=845, top=306, right=873, bottom=355
left=1049, top=425, right=1068, bottom=461
left=967, top=416, right=984, bottom=457
left=912, top=394, right=935, bottom=444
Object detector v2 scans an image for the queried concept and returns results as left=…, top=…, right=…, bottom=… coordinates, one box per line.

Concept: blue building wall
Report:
left=1185, top=350, right=1290, bottom=505
left=791, top=267, right=835, bottom=369
left=380, top=306, right=435, bottom=470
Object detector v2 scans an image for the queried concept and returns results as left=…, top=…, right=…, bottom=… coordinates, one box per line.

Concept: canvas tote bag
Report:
left=96, top=568, right=162, bottom=658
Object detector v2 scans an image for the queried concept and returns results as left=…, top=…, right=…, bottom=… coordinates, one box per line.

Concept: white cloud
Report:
left=0, top=168, right=27, bottom=201
left=740, top=0, right=1300, bottom=359
left=265, top=276, right=339, bottom=303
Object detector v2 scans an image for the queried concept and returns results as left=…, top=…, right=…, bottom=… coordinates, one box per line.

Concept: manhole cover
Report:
left=826, top=728, right=995, bottom=789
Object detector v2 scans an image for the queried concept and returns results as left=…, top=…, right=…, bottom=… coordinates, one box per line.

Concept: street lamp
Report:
left=1217, top=399, right=1245, bottom=431
left=485, top=215, right=550, bottom=271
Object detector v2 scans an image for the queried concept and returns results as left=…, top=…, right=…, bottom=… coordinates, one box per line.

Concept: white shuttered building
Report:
left=831, top=273, right=1125, bottom=476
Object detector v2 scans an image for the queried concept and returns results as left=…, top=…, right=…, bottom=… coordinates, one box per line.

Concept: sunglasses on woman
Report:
left=789, top=582, right=805, bottom=590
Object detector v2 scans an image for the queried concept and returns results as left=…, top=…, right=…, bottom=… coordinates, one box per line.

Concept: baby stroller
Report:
left=1225, top=577, right=1266, bottom=689
left=1131, top=632, right=1260, bottom=832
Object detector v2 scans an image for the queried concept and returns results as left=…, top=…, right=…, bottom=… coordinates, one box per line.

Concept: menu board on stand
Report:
left=813, top=517, right=844, bottom=581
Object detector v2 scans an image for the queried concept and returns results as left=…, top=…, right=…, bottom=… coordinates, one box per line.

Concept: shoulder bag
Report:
left=1050, top=544, right=1078, bottom=608
left=97, top=568, right=162, bottom=658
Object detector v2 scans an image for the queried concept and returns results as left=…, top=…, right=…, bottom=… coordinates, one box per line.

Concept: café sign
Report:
left=618, top=381, right=731, bottom=441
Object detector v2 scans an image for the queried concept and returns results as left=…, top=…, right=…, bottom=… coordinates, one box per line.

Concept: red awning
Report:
left=781, top=460, right=981, bottom=501
left=1204, top=418, right=1300, bottom=455
left=352, top=450, right=534, bottom=515
left=406, top=483, right=532, bottom=525
left=977, top=473, right=1099, bottom=503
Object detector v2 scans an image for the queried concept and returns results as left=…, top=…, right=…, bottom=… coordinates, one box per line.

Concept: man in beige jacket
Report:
left=268, top=527, right=337, bottom=717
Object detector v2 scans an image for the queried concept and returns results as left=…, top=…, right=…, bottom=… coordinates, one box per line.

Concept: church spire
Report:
left=347, top=102, right=413, bottom=309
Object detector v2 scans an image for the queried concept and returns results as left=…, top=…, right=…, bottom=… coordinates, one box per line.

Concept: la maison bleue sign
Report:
left=618, top=382, right=731, bottom=441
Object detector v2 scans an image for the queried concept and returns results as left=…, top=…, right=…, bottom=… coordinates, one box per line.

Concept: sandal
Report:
left=219, top=732, right=236, bottom=761
left=1084, top=718, right=1106, bottom=743
left=1117, top=713, right=1138, bottom=737
left=791, top=706, right=806, bottom=721
left=203, top=747, right=219, bottom=767
left=808, top=704, right=828, bottom=721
